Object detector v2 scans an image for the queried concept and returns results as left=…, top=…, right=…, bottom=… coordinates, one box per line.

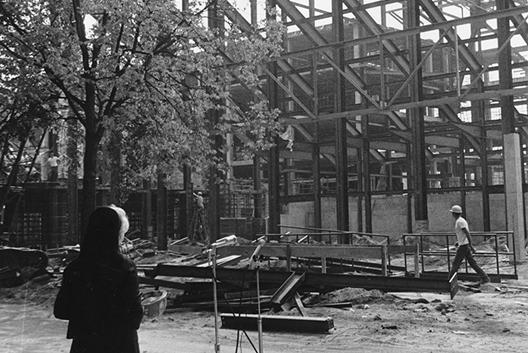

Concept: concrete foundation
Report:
left=280, top=189, right=527, bottom=252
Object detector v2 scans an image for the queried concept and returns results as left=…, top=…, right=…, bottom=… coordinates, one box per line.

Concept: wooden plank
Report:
left=220, top=314, right=334, bottom=333
left=216, top=244, right=385, bottom=260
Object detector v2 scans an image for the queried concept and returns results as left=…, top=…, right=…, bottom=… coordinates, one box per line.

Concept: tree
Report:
left=0, top=53, right=57, bottom=202
left=0, top=0, right=283, bottom=230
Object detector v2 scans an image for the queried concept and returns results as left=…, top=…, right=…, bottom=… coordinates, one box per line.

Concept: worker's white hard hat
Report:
left=449, top=205, right=463, bottom=214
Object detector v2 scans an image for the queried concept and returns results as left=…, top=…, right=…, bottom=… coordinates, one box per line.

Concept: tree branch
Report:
left=71, top=0, right=91, bottom=72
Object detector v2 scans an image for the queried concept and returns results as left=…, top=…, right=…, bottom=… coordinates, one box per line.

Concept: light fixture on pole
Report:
left=249, top=238, right=266, bottom=353
left=209, top=235, right=238, bottom=353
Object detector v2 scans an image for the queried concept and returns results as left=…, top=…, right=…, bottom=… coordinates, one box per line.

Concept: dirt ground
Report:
left=2, top=265, right=528, bottom=353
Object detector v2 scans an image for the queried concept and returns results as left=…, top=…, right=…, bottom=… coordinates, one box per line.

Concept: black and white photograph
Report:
left=1, top=0, right=528, bottom=352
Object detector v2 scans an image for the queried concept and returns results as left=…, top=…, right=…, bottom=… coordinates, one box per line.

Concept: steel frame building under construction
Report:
left=211, top=0, right=528, bottom=262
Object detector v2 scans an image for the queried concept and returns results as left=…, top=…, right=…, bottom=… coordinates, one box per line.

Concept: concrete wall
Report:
left=489, top=193, right=507, bottom=231
left=280, top=191, right=521, bottom=238
left=371, top=194, right=409, bottom=235
left=280, top=201, right=314, bottom=229
left=427, top=193, right=462, bottom=232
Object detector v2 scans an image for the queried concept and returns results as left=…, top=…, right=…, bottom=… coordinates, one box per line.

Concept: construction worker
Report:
left=47, top=153, right=60, bottom=181
left=191, top=191, right=208, bottom=244
left=447, top=205, right=490, bottom=285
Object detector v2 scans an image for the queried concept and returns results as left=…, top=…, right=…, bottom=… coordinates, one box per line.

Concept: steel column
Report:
left=311, top=0, right=321, bottom=230
left=267, top=0, right=281, bottom=237
left=497, top=0, right=515, bottom=134
left=183, top=162, right=193, bottom=237
left=362, top=129, right=372, bottom=233
left=460, top=137, right=467, bottom=214
left=407, top=0, right=428, bottom=227
left=275, top=0, right=408, bottom=131
left=156, top=173, right=168, bottom=250
left=332, top=0, right=349, bottom=233
left=470, top=5, right=491, bottom=231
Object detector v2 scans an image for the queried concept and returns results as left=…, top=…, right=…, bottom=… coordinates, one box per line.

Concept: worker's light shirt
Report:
left=454, top=217, right=470, bottom=246
left=48, top=156, right=59, bottom=167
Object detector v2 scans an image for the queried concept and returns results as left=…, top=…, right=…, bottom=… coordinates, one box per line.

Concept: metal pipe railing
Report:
left=402, top=231, right=516, bottom=280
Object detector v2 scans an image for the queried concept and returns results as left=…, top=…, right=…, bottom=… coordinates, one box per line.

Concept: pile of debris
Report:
left=0, top=246, right=49, bottom=287
left=0, top=233, right=460, bottom=334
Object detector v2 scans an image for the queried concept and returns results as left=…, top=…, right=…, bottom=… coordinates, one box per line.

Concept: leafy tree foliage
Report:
left=0, top=0, right=283, bottom=225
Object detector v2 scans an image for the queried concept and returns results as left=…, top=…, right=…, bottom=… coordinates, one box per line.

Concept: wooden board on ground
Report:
left=220, top=313, right=334, bottom=333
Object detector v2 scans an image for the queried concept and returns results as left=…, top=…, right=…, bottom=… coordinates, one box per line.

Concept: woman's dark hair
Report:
left=81, top=206, right=122, bottom=259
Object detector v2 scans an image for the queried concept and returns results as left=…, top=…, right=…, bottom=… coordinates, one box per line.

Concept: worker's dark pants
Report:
left=448, top=244, right=489, bottom=282
left=49, top=167, right=58, bottom=181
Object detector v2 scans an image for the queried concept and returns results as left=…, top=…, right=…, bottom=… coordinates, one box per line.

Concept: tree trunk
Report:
left=67, top=119, right=80, bottom=244
left=0, top=136, right=27, bottom=234
left=0, top=137, right=27, bottom=205
left=109, top=130, right=122, bottom=204
left=81, top=126, right=99, bottom=236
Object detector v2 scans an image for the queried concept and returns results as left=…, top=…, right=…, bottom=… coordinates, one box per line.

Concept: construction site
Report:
left=2, top=0, right=528, bottom=352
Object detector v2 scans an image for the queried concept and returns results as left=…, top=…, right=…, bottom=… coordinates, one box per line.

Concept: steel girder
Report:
left=343, top=0, right=481, bottom=153
left=224, top=1, right=333, bottom=163
left=419, top=0, right=483, bottom=73
left=508, top=0, right=528, bottom=47
left=148, top=264, right=458, bottom=297
left=275, top=5, right=528, bottom=63
left=275, top=0, right=409, bottom=131
left=223, top=2, right=314, bottom=98
left=225, top=2, right=384, bottom=165
left=224, top=1, right=377, bottom=163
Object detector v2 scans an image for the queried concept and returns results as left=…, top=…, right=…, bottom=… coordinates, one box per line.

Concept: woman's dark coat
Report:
left=54, top=207, right=143, bottom=353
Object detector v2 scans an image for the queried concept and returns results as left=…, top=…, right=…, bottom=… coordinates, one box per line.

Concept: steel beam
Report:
left=507, top=0, right=528, bottom=46
left=408, top=0, right=428, bottom=224
left=275, top=0, right=408, bottom=131
left=281, top=85, right=528, bottom=125
left=342, top=0, right=481, bottom=152
left=333, top=0, right=349, bottom=233
left=267, top=0, right=281, bottom=237
left=273, top=5, right=528, bottom=62
left=470, top=6, right=491, bottom=231
left=420, top=0, right=482, bottom=73
left=311, top=0, right=322, bottom=230
left=360, top=115, right=373, bottom=234
left=221, top=314, right=334, bottom=333
left=497, top=0, right=516, bottom=134
left=223, top=1, right=314, bottom=97
left=216, top=243, right=387, bottom=260
left=148, top=264, right=458, bottom=296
